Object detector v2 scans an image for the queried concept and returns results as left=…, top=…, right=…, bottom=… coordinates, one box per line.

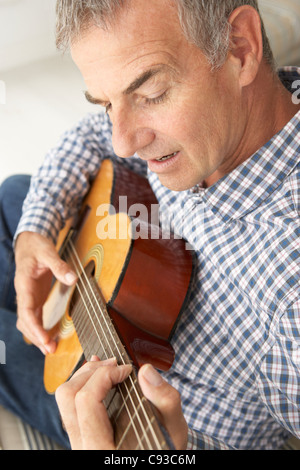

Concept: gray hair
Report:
left=56, top=0, right=274, bottom=69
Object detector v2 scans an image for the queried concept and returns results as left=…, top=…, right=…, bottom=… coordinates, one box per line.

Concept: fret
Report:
left=103, top=387, right=119, bottom=413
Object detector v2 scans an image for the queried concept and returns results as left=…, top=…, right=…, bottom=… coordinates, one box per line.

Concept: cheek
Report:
left=182, top=106, right=220, bottom=152
left=149, top=85, right=228, bottom=151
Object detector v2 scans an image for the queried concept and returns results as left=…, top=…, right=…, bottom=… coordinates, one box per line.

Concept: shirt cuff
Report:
left=186, top=427, right=234, bottom=450
left=186, top=427, right=199, bottom=450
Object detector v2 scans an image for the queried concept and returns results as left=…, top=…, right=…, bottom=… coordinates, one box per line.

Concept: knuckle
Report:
left=51, top=257, right=65, bottom=270
left=74, top=389, right=90, bottom=407
left=161, top=386, right=181, bottom=412
left=55, top=382, right=74, bottom=406
left=51, top=258, right=69, bottom=276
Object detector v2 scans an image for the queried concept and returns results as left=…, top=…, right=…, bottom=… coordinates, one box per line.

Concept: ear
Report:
left=227, top=5, right=264, bottom=87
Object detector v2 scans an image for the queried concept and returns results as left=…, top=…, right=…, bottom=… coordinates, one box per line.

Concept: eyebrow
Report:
left=84, top=66, right=166, bottom=106
left=84, top=91, right=106, bottom=106
left=123, top=68, right=163, bottom=95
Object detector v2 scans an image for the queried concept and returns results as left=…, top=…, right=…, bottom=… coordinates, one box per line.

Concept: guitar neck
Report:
left=70, top=273, right=170, bottom=450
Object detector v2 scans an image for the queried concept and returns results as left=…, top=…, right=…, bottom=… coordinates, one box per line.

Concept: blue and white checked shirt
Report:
left=16, top=68, right=300, bottom=450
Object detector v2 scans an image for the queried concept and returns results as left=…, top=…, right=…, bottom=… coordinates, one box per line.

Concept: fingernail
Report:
left=44, top=342, right=56, bottom=354
left=143, top=364, right=163, bottom=386
left=90, top=356, right=117, bottom=366
left=65, top=272, right=77, bottom=284
left=101, top=357, right=117, bottom=366
left=39, top=346, right=47, bottom=355
left=90, top=355, right=100, bottom=362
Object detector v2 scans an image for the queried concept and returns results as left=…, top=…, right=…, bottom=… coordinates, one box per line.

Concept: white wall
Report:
left=0, top=0, right=96, bottom=183
left=0, top=0, right=57, bottom=72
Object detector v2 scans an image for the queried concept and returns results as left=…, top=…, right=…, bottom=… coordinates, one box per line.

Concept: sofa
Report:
left=0, top=0, right=300, bottom=451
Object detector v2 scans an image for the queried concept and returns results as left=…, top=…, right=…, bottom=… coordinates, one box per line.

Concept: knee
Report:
left=0, top=175, right=31, bottom=203
left=0, top=175, right=31, bottom=237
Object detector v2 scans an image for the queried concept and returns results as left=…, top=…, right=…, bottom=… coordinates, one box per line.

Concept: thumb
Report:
left=46, top=250, right=77, bottom=286
left=35, top=236, right=77, bottom=286
left=138, top=364, right=188, bottom=450
left=15, top=231, right=77, bottom=286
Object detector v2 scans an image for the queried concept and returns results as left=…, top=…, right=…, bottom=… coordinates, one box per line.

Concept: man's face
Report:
left=71, top=0, right=246, bottom=190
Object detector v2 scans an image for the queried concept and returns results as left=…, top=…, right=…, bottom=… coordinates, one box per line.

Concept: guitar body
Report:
left=42, top=159, right=193, bottom=449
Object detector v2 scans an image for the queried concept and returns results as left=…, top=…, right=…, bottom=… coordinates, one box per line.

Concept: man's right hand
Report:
left=14, top=231, right=77, bottom=355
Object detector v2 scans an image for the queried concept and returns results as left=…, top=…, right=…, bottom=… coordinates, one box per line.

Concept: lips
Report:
left=145, top=150, right=180, bottom=174
left=155, top=151, right=178, bottom=162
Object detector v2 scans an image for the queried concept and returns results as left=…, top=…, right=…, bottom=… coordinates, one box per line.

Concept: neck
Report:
left=204, top=63, right=300, bottom=187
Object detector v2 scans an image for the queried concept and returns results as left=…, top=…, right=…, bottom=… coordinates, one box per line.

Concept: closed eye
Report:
left=144, top=90, right=169, bottom=106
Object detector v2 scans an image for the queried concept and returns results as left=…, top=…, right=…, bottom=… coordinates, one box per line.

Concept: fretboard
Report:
left=70, top=274, right=170, bottom=450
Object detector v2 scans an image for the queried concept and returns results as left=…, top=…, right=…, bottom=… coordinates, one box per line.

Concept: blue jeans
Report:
left=0, top=175, right=70, bottom=449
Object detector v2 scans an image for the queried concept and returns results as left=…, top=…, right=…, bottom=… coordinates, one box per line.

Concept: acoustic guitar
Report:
left=42, top=158, right=193, bottom=450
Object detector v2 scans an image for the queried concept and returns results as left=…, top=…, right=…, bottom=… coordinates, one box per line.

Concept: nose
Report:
left=111, top=108, right=155, bottom=159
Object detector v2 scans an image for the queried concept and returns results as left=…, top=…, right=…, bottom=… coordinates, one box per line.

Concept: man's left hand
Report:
left=55, top=357, right=188, bottom=450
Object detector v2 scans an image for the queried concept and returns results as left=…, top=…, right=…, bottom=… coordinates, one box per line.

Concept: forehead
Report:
left=71, top=0, right=198, bottom=93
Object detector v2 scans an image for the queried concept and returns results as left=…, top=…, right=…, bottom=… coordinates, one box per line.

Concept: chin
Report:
left=157, top=174, right=197, bottom=192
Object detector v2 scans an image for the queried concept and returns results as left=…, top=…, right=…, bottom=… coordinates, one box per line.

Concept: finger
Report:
left=138, top=364, right=188, bottom=450
left=16, top=307, right=53, bottom=354
left=55, top=371, right=94, bottom=450
left=14, top=233, right=77, bottom=352
left=36, top=237, right=77, bottom=286
left=55, top=359, right=131, bottom=450
left=15, top=231, right=77, bottom=286
left=75, top=363, right=132, bottom=450
left=55, top=361, right=110, bottom=449
left=42, top=252, right=77, bottom=286
left=15, top=273, right=56, bottom=353
left=71, top=357, right=117, bottom=380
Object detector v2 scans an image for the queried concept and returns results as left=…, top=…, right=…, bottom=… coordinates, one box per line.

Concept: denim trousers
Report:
left=0, top=175, right=70, bottom=449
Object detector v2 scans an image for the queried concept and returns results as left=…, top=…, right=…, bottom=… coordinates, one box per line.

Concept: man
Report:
left=0, top=0, right=299, bottom=450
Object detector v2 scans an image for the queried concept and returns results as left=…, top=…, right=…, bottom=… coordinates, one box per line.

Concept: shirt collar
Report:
left=201, top=67, right=300, bottom=222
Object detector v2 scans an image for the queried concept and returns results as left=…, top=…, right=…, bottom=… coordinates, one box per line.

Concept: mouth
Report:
left=154, top=151, right=179, bottom=162
left=146, top=150, right=180, bottom=175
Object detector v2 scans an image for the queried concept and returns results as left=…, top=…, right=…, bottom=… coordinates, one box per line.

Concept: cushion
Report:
left=0, top=405, right=64, bottom=450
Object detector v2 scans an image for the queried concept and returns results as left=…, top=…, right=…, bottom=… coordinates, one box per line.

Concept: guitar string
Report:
left=64, top=240, right=161, bottom=450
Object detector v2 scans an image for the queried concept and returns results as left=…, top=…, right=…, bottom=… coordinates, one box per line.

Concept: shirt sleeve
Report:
left=256, top=298, right=300, bottom=439
left=14, top=111, right=147, bottom=245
